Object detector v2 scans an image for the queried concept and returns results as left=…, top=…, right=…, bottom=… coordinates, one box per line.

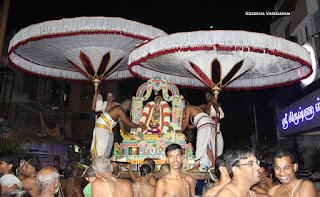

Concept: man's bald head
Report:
left=37, top=167, right=60, bottom=190
left=92, top=156, right=112, bottom=175
left=121, top=99, right=132, bottom=111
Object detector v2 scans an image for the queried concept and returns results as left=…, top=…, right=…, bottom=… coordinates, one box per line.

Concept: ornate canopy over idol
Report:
left=128, top=30, right=313, bottom=96
left=8, top=17, right=167, bottom=87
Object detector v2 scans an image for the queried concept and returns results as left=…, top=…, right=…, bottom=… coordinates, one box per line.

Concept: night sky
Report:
left=5, top=0, right=281, bottom=150
left=6, top=0, right=277, bottom=34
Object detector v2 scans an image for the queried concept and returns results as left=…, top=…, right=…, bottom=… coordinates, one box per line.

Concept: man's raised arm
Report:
left=92, top=90, right=99, bottom=111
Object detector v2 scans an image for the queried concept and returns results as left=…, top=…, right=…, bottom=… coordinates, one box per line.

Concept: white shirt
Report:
left=0, top=174, right=23, bottom=189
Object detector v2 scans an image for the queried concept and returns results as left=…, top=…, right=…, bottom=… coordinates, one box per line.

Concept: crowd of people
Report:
left=1, top=143, right=320, bottom=197
left=1, top=91, right=319, bottom=196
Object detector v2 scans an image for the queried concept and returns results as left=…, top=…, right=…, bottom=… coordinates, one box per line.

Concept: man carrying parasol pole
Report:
left=91, top=79, right=120, bottom=122
left=199, top=89, right=225, bottom=164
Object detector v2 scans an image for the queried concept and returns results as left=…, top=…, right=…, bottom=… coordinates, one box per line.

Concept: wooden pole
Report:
left=0, top=0, right=10, bottom=59
left=211, top=86, right=220, bottom=163
left=253, top=104, right=260, bottom=159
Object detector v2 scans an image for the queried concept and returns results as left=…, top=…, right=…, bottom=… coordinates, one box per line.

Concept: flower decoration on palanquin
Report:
left=67, top=50, right=124, bottom=81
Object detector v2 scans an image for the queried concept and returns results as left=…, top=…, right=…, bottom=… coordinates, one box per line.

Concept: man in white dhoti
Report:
left=90, top=99, right=147, bottom=159
left=180, top=105, right=223, bottom=170
left=198, top=91, right=224, bottom=160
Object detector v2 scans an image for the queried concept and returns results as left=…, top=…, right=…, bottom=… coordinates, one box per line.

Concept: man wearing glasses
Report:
left=215, top=145, right=260, bottom=197
left=268, top=149, right=316, bottom=197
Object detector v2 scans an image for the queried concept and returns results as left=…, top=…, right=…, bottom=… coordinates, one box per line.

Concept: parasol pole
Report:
left=0, top=0, right=10, bottom=59
left=92, top=79, right=101, bottom=122
left=211, top=86, right=221, bottom=164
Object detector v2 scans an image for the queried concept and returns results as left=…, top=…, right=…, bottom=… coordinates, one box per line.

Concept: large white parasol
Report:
left=128, top=30, right=313, bottom=159
left=129, top=30, right=312, bottom=96
left=8, top=17, right=167, bottom=89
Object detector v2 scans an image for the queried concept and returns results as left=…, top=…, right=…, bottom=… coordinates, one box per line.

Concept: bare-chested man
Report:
left=61, top=163, right=83, bottom=197
left=132, top=164, right=155, bottom=197
left=181, top=105, right=223, bottom=170
left=92, top=91, right=120, bottom=113
left=215, top=145, right=261, bottom=197
left=155, top=143, right=195, bottom=197
left=268, top=149, right=316, bottom=197
left=202, top=155, right=231, bottom=196
left=90, top=99, right=147, bottom=159
left=37, top=167, right=60, bottom=197
left=123, top=158, right=157, bottom=186
left=91, top=156, right=133, bottom=197
left=21, top=157, right=41, bottom=196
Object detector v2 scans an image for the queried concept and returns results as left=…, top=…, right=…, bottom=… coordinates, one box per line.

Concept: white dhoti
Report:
left=194, top=112, right=223, bottom=167
left=90, top=112, right=117, bottom=159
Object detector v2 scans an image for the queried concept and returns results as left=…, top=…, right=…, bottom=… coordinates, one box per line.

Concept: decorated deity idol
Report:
left=149, top=96, right=163, bottom=127
left=140, top=95, right=171, bottom=134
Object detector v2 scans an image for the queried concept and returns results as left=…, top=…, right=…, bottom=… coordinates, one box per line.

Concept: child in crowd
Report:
left=83, top=167, right=96, bottom=197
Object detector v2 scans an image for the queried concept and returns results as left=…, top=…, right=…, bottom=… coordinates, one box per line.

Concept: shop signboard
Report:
left=279, top=88, right=320, bottom=136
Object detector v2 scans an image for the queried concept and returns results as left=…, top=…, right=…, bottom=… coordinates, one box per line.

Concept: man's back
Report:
left=133, top=182, right=155, bottom=197
left=199, top=103, right=211, bottom=115
left=61, top=178, right=83, bottom=197
left=92, top=177, right=133, bottom=197
left=105, top=102, right=120, bottom=112
left=21, top=177, right=40, bottom=197
left=106, top=105, right=122, bottom=121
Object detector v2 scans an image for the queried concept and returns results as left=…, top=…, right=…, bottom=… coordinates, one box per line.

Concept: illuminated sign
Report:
left=279, top=88, right=320, bottom=136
